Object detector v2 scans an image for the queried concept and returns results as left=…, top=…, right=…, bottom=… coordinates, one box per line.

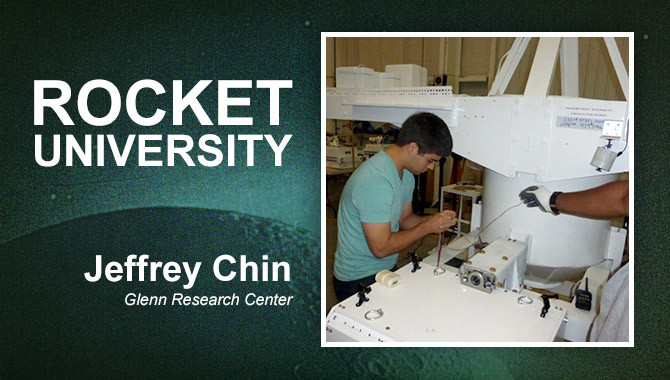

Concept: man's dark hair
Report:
left=395, top=112, right=453, bottom=156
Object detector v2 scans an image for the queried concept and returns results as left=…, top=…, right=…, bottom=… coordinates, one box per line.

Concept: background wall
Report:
left=326, top=37, right=628, bottom=99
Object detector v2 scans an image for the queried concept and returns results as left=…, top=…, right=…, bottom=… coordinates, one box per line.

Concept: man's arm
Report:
left=556, top=180, right=629, bottom=218
left=520, top=180, right=629, bottom=218
left=362, top=206, right=457, bottom=258
left=361, top=222, right=431, bottom=258
left=398, top=203, right=428, bottom=230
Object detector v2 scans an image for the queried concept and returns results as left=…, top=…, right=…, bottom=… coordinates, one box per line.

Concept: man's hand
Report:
left=424, top=210, right=457, bottom=234
left=519, top=185, right=554, bottom=214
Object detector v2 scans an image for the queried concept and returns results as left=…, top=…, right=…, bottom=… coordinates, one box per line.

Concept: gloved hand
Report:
left=519, top=185, right=555, bottom=214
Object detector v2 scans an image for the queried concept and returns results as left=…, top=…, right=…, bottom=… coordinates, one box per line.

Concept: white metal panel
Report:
left=605, top=227, right=628, bottom=274
left=450, top=96, right=516, bottom=176
left=325, top=263, right=566, bottom=342
left=325, top=91, right=629, bottom=182
left=508, top=97, right=553, bottom=176
left=543, top=96, right=629, bottom=181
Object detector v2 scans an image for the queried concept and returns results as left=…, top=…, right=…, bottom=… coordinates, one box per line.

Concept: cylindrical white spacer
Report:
left=375, top=270, right=401, bottom=288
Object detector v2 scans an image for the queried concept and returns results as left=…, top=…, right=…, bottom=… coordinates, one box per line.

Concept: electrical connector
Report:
left=575, top=278, right=593, bottom=311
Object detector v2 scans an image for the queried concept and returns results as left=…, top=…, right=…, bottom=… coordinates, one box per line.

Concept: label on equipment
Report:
left=555, top=116, right=604, bottom=131
left=555, top=104, right=624, bottom=133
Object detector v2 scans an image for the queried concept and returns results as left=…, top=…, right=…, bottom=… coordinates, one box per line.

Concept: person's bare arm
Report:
left=398, top=203, right=429, bottom=230
left=361, top=222, right=430, bottom=258
left=398, top=203, right=457, bottom=230
left=520, top=180, right=628, bottom=218
left=556, top=180, right=628, bottom=218
left=362, top=208, right=457, bottom=258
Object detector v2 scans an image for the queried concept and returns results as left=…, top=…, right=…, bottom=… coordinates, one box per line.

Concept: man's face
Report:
left=409, top=151, right=442, bottom=174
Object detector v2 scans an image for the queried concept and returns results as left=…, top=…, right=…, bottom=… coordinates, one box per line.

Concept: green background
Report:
left=1, top=1, right=668, bottom=378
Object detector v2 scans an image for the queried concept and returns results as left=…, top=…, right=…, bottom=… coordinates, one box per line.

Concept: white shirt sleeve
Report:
left=589, top=263, right=629, bottom=342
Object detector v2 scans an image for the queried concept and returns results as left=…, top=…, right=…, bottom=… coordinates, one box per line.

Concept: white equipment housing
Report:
left=459, top=238, right=528, bottom=293
left=325, top=145, right=363, bottom=169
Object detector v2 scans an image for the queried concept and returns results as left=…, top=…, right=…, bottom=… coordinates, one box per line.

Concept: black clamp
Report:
left=540, top=293, right=559, bottom=318
left=355, top=283, right=371, bottom=307
left=408, top=252, right=422, bottom=273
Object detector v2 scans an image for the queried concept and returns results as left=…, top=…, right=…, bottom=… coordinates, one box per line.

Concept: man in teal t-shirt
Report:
left=333, top=112, right=457, bottom=301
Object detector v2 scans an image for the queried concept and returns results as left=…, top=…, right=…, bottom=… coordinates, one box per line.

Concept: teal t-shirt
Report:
left=334, top=151, right=415, bottom=282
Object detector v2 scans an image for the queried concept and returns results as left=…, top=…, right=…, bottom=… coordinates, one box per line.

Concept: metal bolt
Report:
left=489, top=267, right=496, bottom=272
left=502, top=256, right=508, bottom=261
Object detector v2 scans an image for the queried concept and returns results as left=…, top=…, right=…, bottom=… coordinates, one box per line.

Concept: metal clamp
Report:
left=540, top=294, right=559, bottom=317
